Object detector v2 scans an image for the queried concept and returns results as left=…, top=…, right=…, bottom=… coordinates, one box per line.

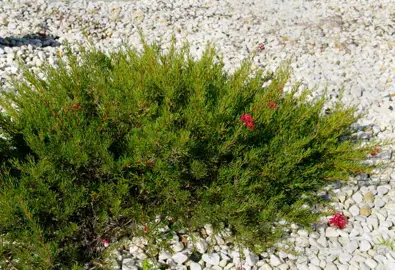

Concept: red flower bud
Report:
left=100, top=239, right=109, bottom=247
left=72, top=103, right=83, bottom=110
left=240, top=114, right=255, bottom=131
left=257, top=43, right=265, bottom=52
left=268, top=101, right=278, bottom=110
left=370, top=147, right=381, bottom=157
left=329, top=213, right=348, bottom=229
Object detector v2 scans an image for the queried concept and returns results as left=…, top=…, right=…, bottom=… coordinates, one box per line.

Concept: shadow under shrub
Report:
left=0, top=38, right=377, bottom=268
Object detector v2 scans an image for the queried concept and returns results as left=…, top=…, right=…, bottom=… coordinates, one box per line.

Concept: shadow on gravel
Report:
left=0, top=32, right=61, bottom=48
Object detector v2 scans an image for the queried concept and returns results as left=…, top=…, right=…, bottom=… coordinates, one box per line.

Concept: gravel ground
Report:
left=1, top=0, right=395, bottom=269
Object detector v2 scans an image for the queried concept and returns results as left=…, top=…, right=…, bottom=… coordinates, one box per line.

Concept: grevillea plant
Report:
left=0, top=36, right=379, bottom=268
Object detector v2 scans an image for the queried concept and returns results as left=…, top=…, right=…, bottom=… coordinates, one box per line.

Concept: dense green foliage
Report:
left=0, top=38, right=376, bottom=268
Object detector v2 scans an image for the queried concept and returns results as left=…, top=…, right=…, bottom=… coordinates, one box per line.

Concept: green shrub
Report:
left=0, top=37, right=378, bottom=268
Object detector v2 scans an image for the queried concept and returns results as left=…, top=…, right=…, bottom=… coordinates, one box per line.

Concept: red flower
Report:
left=268, top=101, right=278, bottom=110
left=100, top=239, right=109, bottom=247
left=329, top=213, right=348, bottom=229
left=72, top=103, right=83, bottom=110
left=240, top=114, right=255, bottom=131
left=370, top=147, right=381, bottom=157
left=257, top=43, right=265, bottom=52
left=246, top=122, right=255, bottom=130
left=143, top=226, right=148, bottom=233
left=240, top=114, right=253, bottom=122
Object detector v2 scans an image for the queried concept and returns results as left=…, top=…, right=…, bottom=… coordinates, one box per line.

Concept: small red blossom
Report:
left=329, top=213, right=348, bottom=229
left=268, top=101, right=278, bottom=110
left=143, top=226, right=148, bottom=233
left=240, top=114, right=253, bottom=123
left=370, top=147, right=381, bottom=157
left=245, top=121, right=255, bottom=130
left=72, top=103, right=83, bottom=110
left=240, top=114, right=255, bottom=131
left=100, top=239, right=109, bottom=247
left=257, top=43, right=265, bottom=52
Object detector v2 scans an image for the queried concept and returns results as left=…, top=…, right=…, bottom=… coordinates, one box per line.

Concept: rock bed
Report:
left=1, top=0, right=395, bottom=269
